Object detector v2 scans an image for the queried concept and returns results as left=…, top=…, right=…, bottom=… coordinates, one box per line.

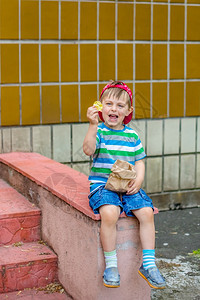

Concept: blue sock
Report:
left=143, top=249, right=156, bottom=270
left=104, top=250, right=118, bottom=268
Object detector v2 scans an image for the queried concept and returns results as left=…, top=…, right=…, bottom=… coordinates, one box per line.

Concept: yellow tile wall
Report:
left=153, top=45, right=167, bottom=80
left=135, top=44, right=150, bottom=80
left=186, top=82, right=200, bottom=116
left=41, top=1, right=58, bottom=40
left=22, top=86, right=40, bottom=125
left=62, top=85, right=79, bottom=123
left=61, top=2, right=78, bottom=40
left=118, top=3, right=134, bottom=40
left=41, top=45, right=59, bottom=82
left=135, top=83, right=151, bottom=119
left=170, top=44, right=184, bottom=79
left=21, top=0, right=39, bottom=40
left=169, top=82, right=184, bottom=117
left=153, top=83, right=168, bottom=118
left=61, top=45, right=78, bottom=82
left=1, top=44, right=19, bottom=83
left=99, top=44, right=115, bottom=81
left=118, top=44, right=133, bottom=80
left=80, top=2, right=97, bottom=40
left=42, top=86, right=60, bottom=124
left=0, top=0, right=19, bottom=39
left=0, top=0, right=199, bottom=126
left=80, top=44, right=97, bottom=82
left=187, top=45, right=200, bottom=79
left=153, top=5, right=168, bottom=41
left=99, top=3, right=115, bottom=40
left=1, top=87, right=20, bottom=126
left=81, top=85, right=97, bottom=122
left=187, top=6, right=200, bottom=41
left=135, top=4, right=151, bottom=40
left=170, top=6, right=185, bottom=41
left=21, top=44, right=39, bottom=83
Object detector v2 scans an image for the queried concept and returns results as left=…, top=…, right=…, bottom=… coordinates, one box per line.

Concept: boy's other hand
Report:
left=126, top=178, right=142, bottom=195
left=87, top=106, right=99, bottom=125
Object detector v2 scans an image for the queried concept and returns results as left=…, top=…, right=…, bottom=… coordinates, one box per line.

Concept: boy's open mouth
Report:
left=109, top=114, right=118, bottom=120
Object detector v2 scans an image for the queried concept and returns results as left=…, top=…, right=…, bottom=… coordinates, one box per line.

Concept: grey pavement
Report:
left=152, top=207, right=200, bottom=300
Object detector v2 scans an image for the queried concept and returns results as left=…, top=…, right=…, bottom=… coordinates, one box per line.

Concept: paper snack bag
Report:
left=105, top=159, right=136, bottom=193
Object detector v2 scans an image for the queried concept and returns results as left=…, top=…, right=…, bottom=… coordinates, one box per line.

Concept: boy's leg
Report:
left=99, top=204, right=121, bottom=252
left=132, top=207, right=155, bottom=250
left=99, top=204, right=121, bottom=288
left=132, top=207, right=166, bottom=289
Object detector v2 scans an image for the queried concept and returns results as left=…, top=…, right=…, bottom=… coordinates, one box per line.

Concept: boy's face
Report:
left=101, top=96, right=133, bottom=130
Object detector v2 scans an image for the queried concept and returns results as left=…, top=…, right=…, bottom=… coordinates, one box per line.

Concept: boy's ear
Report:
left=126, top=106, right=133, bottom=116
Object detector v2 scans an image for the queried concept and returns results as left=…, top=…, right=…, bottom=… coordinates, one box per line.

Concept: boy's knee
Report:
left=100, top=205, right=120, bottom=225
left=134, top=207, right=154, bottom=223
left=144, top=208, right=154, bottom=221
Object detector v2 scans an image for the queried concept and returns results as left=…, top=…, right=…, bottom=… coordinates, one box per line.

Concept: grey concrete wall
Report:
left=0, top=116, right=199, bottom=209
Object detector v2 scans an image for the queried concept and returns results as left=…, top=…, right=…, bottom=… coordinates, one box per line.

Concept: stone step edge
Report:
left=0, top=286, right=72, bottom=300
left=0, top=178, right=41, bottom=220
left=0, top=241, right=58, bottom=293
left=0, top=210, right=41, bottom=220
left=0, top=241, right=57, bottom=267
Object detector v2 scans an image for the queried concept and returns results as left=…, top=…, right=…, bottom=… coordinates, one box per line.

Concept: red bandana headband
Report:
left=98, top=82, right=133, bottom=125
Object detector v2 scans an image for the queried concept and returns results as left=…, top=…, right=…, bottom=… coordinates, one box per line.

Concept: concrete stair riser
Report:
left=0, top=179, right=58, bottom=294
left=0, top=215, right=41, bottom=246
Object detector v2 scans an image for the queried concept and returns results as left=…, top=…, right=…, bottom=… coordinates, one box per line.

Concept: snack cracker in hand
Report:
left=93, top=101, right=103, bottom=111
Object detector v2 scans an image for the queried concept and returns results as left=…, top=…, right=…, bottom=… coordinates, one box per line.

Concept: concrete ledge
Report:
left=151, top=190, right=200, bottom=211
left=0, top=152, right=95, bottom=219
left=0, top=153, right=151, bottom=299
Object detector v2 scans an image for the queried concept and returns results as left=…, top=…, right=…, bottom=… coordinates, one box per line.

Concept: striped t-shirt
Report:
left=88, top=123, right=146, bottom=186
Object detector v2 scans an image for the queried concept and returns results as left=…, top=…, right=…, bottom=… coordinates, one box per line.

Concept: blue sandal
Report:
left=138, top=264, right=166, bottom=289
left=103, top=267, right=120, bottom=288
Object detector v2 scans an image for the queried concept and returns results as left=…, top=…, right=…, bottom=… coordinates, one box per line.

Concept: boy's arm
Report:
left=83, top=106, right=99, bottom=156
left=126, top=159, right=145, bottom=195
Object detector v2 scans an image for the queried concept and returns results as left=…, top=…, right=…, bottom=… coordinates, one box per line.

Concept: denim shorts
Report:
left=88, top=185, right=154, bottom=217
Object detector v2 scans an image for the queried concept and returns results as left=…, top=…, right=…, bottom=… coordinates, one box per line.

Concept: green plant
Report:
left=189, top=249, right=200, bottom=258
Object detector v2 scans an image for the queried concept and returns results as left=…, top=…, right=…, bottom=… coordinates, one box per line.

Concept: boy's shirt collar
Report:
left=101, top=122, right=127, bottom=132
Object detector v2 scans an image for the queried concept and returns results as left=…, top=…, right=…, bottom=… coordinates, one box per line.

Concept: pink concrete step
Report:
left=0, top=241, right=58, bottom=293
left=0, top=152, right=159, bottom=221
left=0, top=179, right=41, bottom=246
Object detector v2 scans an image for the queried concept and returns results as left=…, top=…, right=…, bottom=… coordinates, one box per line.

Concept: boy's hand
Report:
left=126, top=178, right=142, bottom=195
left=87, top=106, right=99, bottom=125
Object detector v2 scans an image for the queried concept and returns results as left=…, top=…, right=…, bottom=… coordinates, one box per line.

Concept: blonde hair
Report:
left=100, top=81, right=131, bottom=108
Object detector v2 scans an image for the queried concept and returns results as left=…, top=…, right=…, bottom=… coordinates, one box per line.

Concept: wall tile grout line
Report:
left=144, top=120, right=148, bottom=190
left=59, top=0, right=62, bottom=123
left=178, top=118, right=181, bottom=190
left=133, top=1, right=136, bottom=119
left=184, top=0, right=187, bottom=118
left=2, top=40, right=200, bottom=45
left=0, top=43, right=1, bottom=126
left=3, top=79, right=200, bottom=87
left=115, top=1, right=118, bottom=81
left=194, top=118, right=198, bottom=188
left=96, top=0, right=99, bottom=99
left=19, top=0, right=22, bottom=126
left=1, top=78, right=200, bottom=89
left=167, top=0, right=170, bottom=118
left=15, top=0, right=200, bottom=7
left=78, top=0, right=81, bottom=122
left=39, top=0, right=42, bottom=125
left=150, top=0, right=153, bottom=119
left=162, top=120, right=165, bottom=192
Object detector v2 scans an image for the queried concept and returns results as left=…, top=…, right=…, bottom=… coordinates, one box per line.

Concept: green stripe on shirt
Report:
left=91, top=167, right=112, bottom=174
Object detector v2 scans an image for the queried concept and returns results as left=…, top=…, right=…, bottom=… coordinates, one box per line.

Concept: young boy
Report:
left=83, top=81, right=166, bottom=289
